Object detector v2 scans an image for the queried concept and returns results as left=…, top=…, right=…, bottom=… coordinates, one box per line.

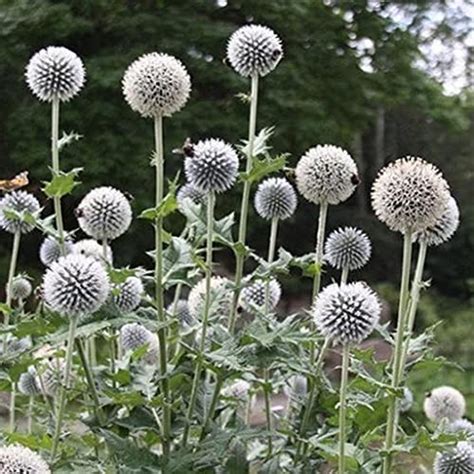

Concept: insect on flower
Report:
left=0, top=171, right=29, bottom=192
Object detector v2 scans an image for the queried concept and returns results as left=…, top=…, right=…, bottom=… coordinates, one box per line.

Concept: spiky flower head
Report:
left=240, top=278, right=281, bottom=312
left=324, top=227, right=371, bottom=271
left=254, top=177, right=297, bottom=220
left=113, top=276, right=144, bottom=313
left=0, top=191, right=40, bottom=234
left=434, top=442, right=474, bottom=474
left=399, top=387, right=414, bottom=413
left=10, top=275, right=32, bottom=300
left=122, top=52, right=191, bottom=118
left=371, top=157, right=450, bottom=234
left=3, top=337, right=31, bottom=357
left=313, top=282, right=381, bottom=344
left=43, top=254, right=110, bottom=317
left=120, top=323, right=158, bottom=364
left=414, top=196, right=460, bottom=247
left=40, top=359, right=67, bottom=397
left=295, top=145, right=358, bottom=205
left=223, top=380, right=251, bottom=400
left=446, top=419, right=474, bottom=442
left=0, top=445, right=51, bottom=473
left=18, top=367, right=40, bottom=396
left=72, top=239, right=113, bottom=264
left=188, top=276, right=232, bottom=320
left=76, top=187, right=132, bottom=241
left=184, top=139, right=239, bottom=193
left=25, top=46, right=85, bottom=103
left=167, top=299, right=194, bottom=328
left=227, top=25, right=283, bottom=77
left=424, top=386, right=466, bottom=423
left=177, top=183, right=207, bottom=210
left=39, top=237, right=73, bottom=266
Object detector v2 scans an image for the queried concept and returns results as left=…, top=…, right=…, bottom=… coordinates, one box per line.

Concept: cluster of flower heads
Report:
left=324, top=227, right=371, bottom=271
left=0, top=190, right=40, bottom=234
left=0, top=444, right=50, bottom=473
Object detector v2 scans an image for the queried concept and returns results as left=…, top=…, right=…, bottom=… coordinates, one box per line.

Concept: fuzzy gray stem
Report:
left=264, top=217, right=279, bottom=313
left=338, top=344, right=350, bottom=474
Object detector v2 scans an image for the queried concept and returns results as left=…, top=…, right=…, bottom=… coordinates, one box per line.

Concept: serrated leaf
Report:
left=43, top=168, right=82, bottom=198
left=239, top=127, right=275, bottom=158
left=240, top=154, right=288, bottom=183
left=0, top=303, right=12, bottom=315
left=108, top=267, right=138, bottom=285
left=58, top=131, right=82, bottom=150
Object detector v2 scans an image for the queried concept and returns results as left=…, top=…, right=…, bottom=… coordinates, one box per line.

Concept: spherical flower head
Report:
left=313, top=282, right=381, bottom=344
left=371, top=157, right=450, bottom=234
left=76, top=187, right=132, bottom=241
left=10, top=275, right=32, bottom=300
left=40, top=359, right=67, bottom=397
left=120, top=323, right=158, bottom=364
left=295, top=145, right=358, bottom=205
left=25, top=46, right=85, bottom=103
left=414, top=196, right=460, bottom=247
left=39, top=236, right=73, bottom=266
left=0, top=191, right=40, bottom=234
left=227, top=25, right=283, bottom=77
left=223, top=380, right=251, bottom=400
left=184, top=139, right=239, bottom=193
left=5, top=337, right=31, bottom=356
left=72, top=239, right=113, bottom=264
left=167, top=299, right=194, bottom=328
left=0, top=445, right=51, bottom=473
left=43, top=254, right=110, bottom=318
left=18, top=367, right=40, bottom=396
left=324, top=227, right=371, bottom=271
left=434, top=441, right=474, bottom=474
left=446, top=419, right=474, bottom=442
left=122, top=52, right=191, bottom=118
left=177, top=183, right=207, bottom=211
left=399, top=387, right=414, bottom=413
left=188, top=276, right=232, bottom=320
left=424, top=386, right=466, bottom=423
left=254, top=177, right=297, bottom=220
left=113, top=276, right=143, bottom=313
left=240, top=278, right=281, bottom=313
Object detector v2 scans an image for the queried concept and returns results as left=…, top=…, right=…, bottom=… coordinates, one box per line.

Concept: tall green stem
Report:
left=341, top=266, right=349, bottom=285
left=153, top=115, right=171, bottom=456
left=228, top=73, right=259, bottom=333
left=383, top=231, right=413, bottom=474
left=183, top=192, right=215, bottom=447
left=264, top=217, right=279, bottom=313
left=311, top=201, right=329, bottom=302
left=51, top=97, right=66, bottom=254
left=338, top=344, right=350, bottom=474
left=199, top=374, right=223, bottom=441
left=263, top=367, right=273, bottom=457
left=50, top=316, right=78, bottom=462
left=397, top=241, right=428, bottom=381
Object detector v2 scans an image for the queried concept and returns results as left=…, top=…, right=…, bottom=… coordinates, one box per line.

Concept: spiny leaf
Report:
left=240, top=153, right=288, bottom=183
left=43, top=168, right=82, bottom=198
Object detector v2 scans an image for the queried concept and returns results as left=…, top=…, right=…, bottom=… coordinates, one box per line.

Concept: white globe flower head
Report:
left=9, top=275, right=32, bottom=301
left=0, top=191, right=40, bottom=234
left=40, top=359, right=68, bottom=397
left=72, top=239, right=113, bottom=264
left=176, top=183, right=207, bottom=211
left=324, top=227, right=372, bottom=271
left=424, top=386, right=466, bottom=423
left=371, top=157, right=450, bottom=234
left=122, top=52, right=191, bottom=118
left=414, top=196, right=460, bottom=247
left=254, top=177, right=297, bottom=220
left=18, top=367, right=40, bottom=396
left=0, top=445, right=51, bottom=473
left=120, top=323, right=158, bottom=365
left=240, top=278, right=281, bottom=313
left=434, top=441, right=474, bottom=474
left=399, top=387, right=414, bottom=413
left=295, top=145, right=359, bottom=205
left=76, top=187, right=132, bottom=241
left=184, top=138, right=239, bottom=193
left=39, top=236, right=73, bottom=266
left=167, top=299, right=194, bottom=328
left=43, top=254, right=110, bottom=318
left=188, top=276, right=232, bottom=321
left=113, top=276, right=144, bottom=313
left=313, top=282, right=381, bottom=345
left=25, top=46, right=85, bottom=103
left=227, top=24, right=283, bottom=77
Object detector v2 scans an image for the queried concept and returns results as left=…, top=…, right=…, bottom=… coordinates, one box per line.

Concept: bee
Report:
left=172, top=137, right=195, bottom=158
left=0, top=171, right=29, bottom=192
left=74, top=207, right=84, bottom=219
left=351, top=174, right=361, bottom=186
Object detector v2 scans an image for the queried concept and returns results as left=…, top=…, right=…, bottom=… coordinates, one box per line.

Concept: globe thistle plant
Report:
left=113, top=276, right=144, bottom=313
left=184, top=138, right=239, bottom=193
left=39, top=236, right=73, bottom=266
left=187, top=276, right=232, bottom=321
left=223, top=380, right=251, bottom=401
left=26, top=46, right=85, bottom=103
left=177, top=183, right=207, bottom=210
left=0, top=191, right=40, bottom=234
left=122, top=52, right=191, bottom=118
left=76, top=187, right=132, bottom=241
left=240, top=278, right=281, bottom=313
left=10, top=275, right=32, bottom=301
left=167, top=299, right=194, bottom=328
left=120, top=323, right=158, bottom=365
left=72, top=239, right=113, bottom=264
left=254, top=177, right=297, bottom=221
left=433, top=441, right=474, bottom=474
left=371, top=157, right=450, bottom=234
left=40, top=359, right=67, bottom=397
left=424, top=386, right=466, bottom=423
left=226, top=25, right=283, bottom=77
left=18, top=367, right=40, bottom=396
left=399, top=387, right=414, bottom=413
left=43, top=254, right=110, bottom=318
left=0, top=445, right=51, bottom=474
left=446, top=419, right=474, bottom=441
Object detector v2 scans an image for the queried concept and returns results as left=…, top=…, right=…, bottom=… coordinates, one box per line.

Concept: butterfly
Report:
left=0, top=171, right=29, bottom=191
